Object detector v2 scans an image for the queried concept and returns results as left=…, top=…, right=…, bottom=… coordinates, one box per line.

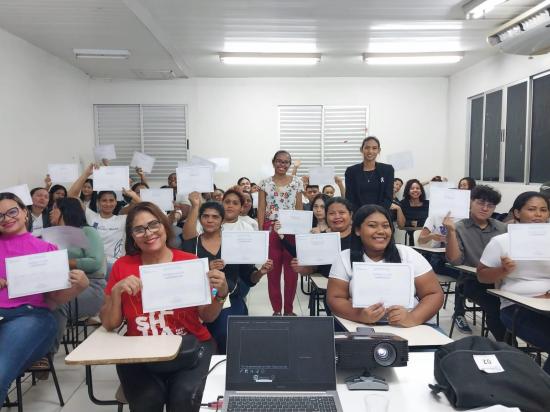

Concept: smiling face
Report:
left=238, top=179, right=251, bottom=192
left=323, top=186, right=335, bottom=197
left=393, top=180, right=403, bottom=196
left=458, top=179, right=469, bottom=190
left=82, top=182, right=94, bottom=197
left=312, top=198, right=325, bottom=221
left=326, top=202, right=352, bottom=233
left=355, top=212, right=392, bottom=254
left=272, top=152, right=291, bottom=175
left=408, top=183, right=422, bottom=200
left=513, top=196, right=550, bottom=223
left=31, top=189, right=49, bottom=209
left=0, top=199, right=27, bottom=236
left=241, top=193, right=253, bottom=215
left=223, top=193, right=243, bottom=221
left=361, top=139, right=380, bottom=163
left=131, top=211, right=167, bottom=255
left=168, top=173, right=177, bottom=188
left=98, top=193, right=117, bottom=215
left=200, top=207, right=223, bottom=233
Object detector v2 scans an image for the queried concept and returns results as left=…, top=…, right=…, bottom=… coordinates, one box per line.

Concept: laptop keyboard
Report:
left=226, top=395, right=338, bottom=412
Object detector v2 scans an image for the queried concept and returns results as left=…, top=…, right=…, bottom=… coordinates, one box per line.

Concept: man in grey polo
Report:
left=444, top=185, right=507, bottom=341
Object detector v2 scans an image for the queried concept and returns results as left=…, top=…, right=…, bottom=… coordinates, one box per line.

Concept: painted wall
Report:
left=0, top=27, right=93, bottom=190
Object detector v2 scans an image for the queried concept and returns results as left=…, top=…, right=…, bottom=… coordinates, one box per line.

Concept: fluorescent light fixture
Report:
left=370, top=22, right=463, bottom=31
left=219, top=52, right=321, bottom=65
left=223, top=41, right=317, bottom=53
left=463, top=0, right=508, bottom=19
left=367, top=37, right=462, bottom=53
left=363, top=52, right=464, bottom=65
left=73, top=49, right=130, bottom=59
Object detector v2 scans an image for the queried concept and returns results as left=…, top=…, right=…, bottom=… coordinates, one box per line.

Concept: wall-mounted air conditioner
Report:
left=488, top=0, right=550, bottom=55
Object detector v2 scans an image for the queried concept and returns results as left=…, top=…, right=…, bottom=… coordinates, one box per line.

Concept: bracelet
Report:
left=215, top=294, right=227, bottom=304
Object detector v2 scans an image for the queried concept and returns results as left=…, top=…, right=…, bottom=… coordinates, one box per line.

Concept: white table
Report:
left=413, top=246, right=446, bottom=254
left=200, top=353, right=456, bottom=412
left=334, top=316, right=453, bottom=349
left=488, top=289, right=550, bottom=315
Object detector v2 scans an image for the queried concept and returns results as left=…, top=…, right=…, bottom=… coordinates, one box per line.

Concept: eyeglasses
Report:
left=0, top=207, right=20, bottom=222
left=474, top=199, right=496, bottom=209
left=274, top=159, right=291, bottom=165
left=131, top=220, right=162, bottom=237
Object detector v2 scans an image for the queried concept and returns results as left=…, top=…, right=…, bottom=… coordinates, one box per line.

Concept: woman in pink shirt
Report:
left=0, top=192, right=89, bottom=405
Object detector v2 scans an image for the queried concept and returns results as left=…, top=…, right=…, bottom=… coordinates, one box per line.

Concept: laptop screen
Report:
left=226, top=316, right=336, bottom=391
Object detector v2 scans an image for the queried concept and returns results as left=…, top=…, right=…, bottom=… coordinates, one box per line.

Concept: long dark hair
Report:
left=403, top=179, right=426, bottom=202
left=55, top=198, right=88, bottom=228
left=48, top=184, right=67, bottom=208
left=311, top=193, right=328, bottom=228
left=79, top=178, right=98, bottom=212
left=350, top=205, right=401, bottom=264
left=512, top=191, right=550, bottom=222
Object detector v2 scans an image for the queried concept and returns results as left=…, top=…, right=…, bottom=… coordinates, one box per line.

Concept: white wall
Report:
left=447, top=52, right=550, bottom=211
left=0, top=27, right=93, bottom=190
left=91, top=77, right=449, bottom=189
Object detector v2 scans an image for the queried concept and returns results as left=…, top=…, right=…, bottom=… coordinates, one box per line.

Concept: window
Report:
left=530, top=72, right=550, bottom=183
left=94, top=104, right=188, bottom=180
left=279, top=105, right=368, bottom=176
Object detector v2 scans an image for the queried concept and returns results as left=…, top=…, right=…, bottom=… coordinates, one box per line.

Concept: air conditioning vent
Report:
left=131, top=69, right=177, bottom=80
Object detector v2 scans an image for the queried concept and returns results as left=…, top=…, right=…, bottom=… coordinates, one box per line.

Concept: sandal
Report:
left=30, top=357, right=50, bottom=380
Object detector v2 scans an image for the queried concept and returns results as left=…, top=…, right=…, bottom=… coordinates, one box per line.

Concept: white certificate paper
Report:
left=351, top=263, right=415, bottom=308
left=296, top=232, right=341, bottom=266
left=221, top=231, right=269, bottom=264
left=278, top=210, right=313, bottom=235
left=48, top=163, right=79, bottom=183
left=140, top=189, right=174, bottom=211
left=429, top=187, right=470, bottom=219
left=94, top=144, right=117, bottom=161
left=130, top=152, right=155, bottom=173
left=309, top=166, right=335, bottom=186
left=509, top=223, right=550, bottom=260
left=6, top=249, right=71, bottom=298
left=140, top=258, right=211, bottom=313
left=208, top=157, right=230, bottom=173
left=251, top=192, right=259, bottom=209
left=176, top=166, right=214, bottom=194
left=92, top=166, right=129, bottom=192
left=0, top=184, right=33, bottom=205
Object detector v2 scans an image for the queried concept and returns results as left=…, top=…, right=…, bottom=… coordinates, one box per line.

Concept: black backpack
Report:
left=429, top=336, right=550, bottom=412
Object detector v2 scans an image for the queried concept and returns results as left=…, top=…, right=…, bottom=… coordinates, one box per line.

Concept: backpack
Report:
left=429, top=336, right=550, bottom=412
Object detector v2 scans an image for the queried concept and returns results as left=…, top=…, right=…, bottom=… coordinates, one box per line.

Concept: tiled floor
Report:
left=0, top=277, right=500, bottom=412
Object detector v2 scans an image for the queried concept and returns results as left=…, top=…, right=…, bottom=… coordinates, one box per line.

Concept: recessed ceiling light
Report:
left=73, top=49, right=130, bottom=59
left=223, top=41, right=318, bottom=53
left=463, top=0, right=508, bottom=19
left=363, top=52, right=464, bottom=65
left=367, top=37, right=462, bottom=53
left=219, top=52, right=321, bottom=65
left=370, top=22, right=463, bottom=31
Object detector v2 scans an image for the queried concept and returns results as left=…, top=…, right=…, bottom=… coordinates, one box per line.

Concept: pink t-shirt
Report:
left=0, top=232, right=58, bottom=309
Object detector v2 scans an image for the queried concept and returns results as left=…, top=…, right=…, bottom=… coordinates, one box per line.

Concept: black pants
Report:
left=429, top=255, right=465, bottom=317
left=463, top=278, right=506, bottom=341
left=117, top=339, right=215, bottom=412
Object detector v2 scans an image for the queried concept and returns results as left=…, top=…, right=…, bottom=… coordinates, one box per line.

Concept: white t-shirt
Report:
left=480, top=232, right=550, bottom=308
left=422, top=215, right=448, bottom=248
left=197, top=215, right=257, bottom=234
left=31, top=213, right=45, bottom=238
left=238, top=215, right=259, bottom=231
left=329, top=244, right=432, bottom=301
left=85, top=208, right=126, bottom=264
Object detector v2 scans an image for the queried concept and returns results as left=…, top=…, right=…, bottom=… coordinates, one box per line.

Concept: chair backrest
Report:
left=413, top=229, right=422, bottom=245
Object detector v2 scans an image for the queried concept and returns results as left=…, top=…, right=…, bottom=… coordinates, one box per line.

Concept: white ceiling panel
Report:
left=0, top=0, right=544, bottom=78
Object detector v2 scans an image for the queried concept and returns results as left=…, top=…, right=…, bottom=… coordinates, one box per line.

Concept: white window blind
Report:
left=94, top=104, right=188, bottom=180
left=279, top=105, right=367, bottom=176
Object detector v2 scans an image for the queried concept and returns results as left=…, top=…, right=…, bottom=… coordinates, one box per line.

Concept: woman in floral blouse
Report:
left=258, top=150, right=304, bottom=315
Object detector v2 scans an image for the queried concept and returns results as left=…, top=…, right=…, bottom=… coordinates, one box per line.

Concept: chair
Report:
left=308, top=274, right=329, bottom=316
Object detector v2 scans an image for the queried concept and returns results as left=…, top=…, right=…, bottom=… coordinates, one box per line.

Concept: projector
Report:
left=335, top=327, right=409, bottom=391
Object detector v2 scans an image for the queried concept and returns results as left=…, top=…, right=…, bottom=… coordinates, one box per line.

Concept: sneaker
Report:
left=283, top=312, right=297, bottom=316
left=455, top=315, right=472, bottom=334
left=272, top=312, right=281, bottom=316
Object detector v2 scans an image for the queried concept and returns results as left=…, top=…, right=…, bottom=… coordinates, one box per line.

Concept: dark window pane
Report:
left=504, top=82, right=527, bottom=182
left=469, top=97, right=484, bottom=180
left=483, top=90, right=502, bottom=182
left=530, top=74, right=550, bottom=183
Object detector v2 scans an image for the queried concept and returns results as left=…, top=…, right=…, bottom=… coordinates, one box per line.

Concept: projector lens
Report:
left=373, top=343, right=396, bottom=366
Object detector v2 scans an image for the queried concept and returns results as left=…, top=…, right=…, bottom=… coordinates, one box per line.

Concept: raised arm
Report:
left=444, top=216, right=464, bottom=265
left=68, top=163, right=94, bottom=198
left=182, top=191, right=201, bottom=240
left=335, top=176, right=346, bottom=197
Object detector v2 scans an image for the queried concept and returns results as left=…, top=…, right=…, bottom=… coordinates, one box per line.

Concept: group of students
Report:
left=1, top=135, right=549, bottom=412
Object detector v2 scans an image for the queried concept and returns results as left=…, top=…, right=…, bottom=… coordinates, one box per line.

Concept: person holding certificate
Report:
left=478, top=192, right=550, bottom=373
left=258, top=150, right=304, bottom=316
left=327, top=204, right=443, bottom=327
left=49, top=197, right=106, bottom=351
left=181, top=199, right=272, bottom=353
left=27, top=187, right=51, bottom=237
left=0, top=192, right=89, bottom=406
left=101, top=201, right=228, bottom=412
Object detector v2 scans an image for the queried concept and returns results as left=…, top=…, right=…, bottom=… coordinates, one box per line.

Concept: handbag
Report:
left=145, top=334, right=203, bottom=374
left=429, top=336, right=550, bottom=412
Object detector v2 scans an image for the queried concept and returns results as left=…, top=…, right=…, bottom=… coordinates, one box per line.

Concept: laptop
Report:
left=223, top=316, right=344, bottom=412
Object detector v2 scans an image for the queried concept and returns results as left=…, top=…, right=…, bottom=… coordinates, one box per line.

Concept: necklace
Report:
left=364, top=169, right=376, bottom=183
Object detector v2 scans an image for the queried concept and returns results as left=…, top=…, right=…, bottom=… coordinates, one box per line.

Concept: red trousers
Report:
left=263, top=221, right=298, bottom=314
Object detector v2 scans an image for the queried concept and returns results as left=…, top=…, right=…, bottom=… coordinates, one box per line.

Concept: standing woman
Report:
left=27, top=187, right=50, bottom=237
left=345, top=136, right=394, bottom=211
left=258, top=150, right=304, bottom=316
left=0, top=193, right=89, bottom=405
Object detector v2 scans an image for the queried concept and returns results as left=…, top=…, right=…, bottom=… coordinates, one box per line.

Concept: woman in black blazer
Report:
left=345, top=136, right=394, bottom=211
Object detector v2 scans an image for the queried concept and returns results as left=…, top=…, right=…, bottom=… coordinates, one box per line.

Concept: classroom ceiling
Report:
left=0, top=0, right=544, bottom=79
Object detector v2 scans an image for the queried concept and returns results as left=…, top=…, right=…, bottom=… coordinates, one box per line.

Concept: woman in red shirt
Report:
left=101, top=202, right=228, bottom=412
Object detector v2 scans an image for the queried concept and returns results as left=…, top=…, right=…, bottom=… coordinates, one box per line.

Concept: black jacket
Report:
left=26, top=206, right=51, bottom=233
left=344, top=161, right=394, bottom=211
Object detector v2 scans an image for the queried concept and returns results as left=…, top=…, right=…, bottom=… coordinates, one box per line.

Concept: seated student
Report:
left=322, top=184, right=335, bottom=197
left=240, top=191, right=258, bottom=229
left=445, top=185, right=507, bottom=341
left=0, top=193, right=89, bottom=405
left=327, top=205, right=443, bottom=326
left=101, top=202, right=226, bottom=412
left=237, top=177, right=252, bottom=192
left=47, top=184, right=67, bottom=210
left=393, top=179, right=430, bottom=229
left=310, top=193, right=329, bottom=233
left=49, top=197, right=106, bottom=351
left=478, top=191, right=550, bottom=373
left=212, top=188, right=224, bottom=203
left=181, top=200, right=272, bottom=353
left=393, top=178, right=403, bottom=202
left=321, top=176, right=346, bottom=199
left=303, top=184, right=320, bottom=211
left=79, top=178, right=98, bottom=212
left=458, top=177, right=476, bottom=190
left=27, top=187, right=50, bottom=237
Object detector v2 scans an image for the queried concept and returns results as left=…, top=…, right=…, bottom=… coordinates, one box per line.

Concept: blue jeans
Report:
left=501, top=304, right=550, bottom=374
left=0, top=305, right=57, bottom=405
